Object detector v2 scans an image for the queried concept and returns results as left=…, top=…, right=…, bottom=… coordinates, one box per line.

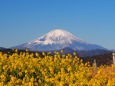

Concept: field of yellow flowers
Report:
left=0, top=50, right=115, bottom=86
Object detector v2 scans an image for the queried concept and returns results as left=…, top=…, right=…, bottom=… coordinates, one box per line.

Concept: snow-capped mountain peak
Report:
left=12, top=29, right=106, bottom=51
left=28, top=29, right=88, bottom=45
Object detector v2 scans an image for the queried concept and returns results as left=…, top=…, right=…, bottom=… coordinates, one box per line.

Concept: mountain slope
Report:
left=12, top=29, right=106, bottom=51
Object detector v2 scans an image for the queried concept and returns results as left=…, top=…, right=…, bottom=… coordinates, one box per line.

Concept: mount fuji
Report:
left=12, top=29, right=106, bottom=51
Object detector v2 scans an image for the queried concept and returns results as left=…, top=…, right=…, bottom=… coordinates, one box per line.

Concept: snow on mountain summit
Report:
left=28, top=29, right=88, bottom=45
left=12, top=29, right=106, bottom=51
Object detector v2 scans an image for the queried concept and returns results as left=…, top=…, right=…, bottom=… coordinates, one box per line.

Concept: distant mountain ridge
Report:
left=0, top=47, right=6, bottom=50
left=12, top=29, right=106, bottom=52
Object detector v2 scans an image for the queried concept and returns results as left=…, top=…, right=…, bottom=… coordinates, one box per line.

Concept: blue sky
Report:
left=0, top=0, right=115, bottom=49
